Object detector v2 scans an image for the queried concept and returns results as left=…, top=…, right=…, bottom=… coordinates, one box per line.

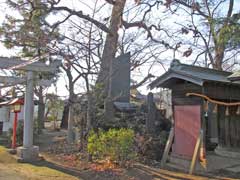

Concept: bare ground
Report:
left=0, top=129, right=239, bottom=180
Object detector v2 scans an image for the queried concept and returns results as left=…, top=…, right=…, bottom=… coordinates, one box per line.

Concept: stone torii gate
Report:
left=0, top=57, right=61, bottom=161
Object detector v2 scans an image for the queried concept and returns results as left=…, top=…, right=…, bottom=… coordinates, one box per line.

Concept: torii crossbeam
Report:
left=0, top=76, right=54, bottom=87
left=0, top=57, right=61, bottom=161
left=0, top=56, right=60, bottom=72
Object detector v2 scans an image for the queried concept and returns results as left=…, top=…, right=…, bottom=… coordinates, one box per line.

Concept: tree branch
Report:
left=35, top=4, right=112, bottom=35
left=131, top=74, right=154, bottom=89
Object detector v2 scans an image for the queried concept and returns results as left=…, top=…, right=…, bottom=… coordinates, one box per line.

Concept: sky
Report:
left=0, top=0, right=167, bottom=97
left=0, top=0, right=240, bottom=98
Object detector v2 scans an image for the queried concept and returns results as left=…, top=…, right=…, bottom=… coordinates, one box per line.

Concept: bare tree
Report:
left=164, top=0, right=240, bottom=70
left=33, top=0, right=173, bottom=122
left=50, top=1, right=103, bottom=141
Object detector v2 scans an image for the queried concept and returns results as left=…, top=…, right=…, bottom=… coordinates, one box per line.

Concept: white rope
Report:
left=7, top=53, right=49, bottom=70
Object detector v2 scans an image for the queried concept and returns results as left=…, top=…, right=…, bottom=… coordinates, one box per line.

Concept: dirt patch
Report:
left=35, top=129, right=222, bottom=180
left=1, top=129, right=237, bottom=180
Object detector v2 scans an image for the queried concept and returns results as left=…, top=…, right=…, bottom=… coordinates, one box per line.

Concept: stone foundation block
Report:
left=17, top=146, right=39, bottom=162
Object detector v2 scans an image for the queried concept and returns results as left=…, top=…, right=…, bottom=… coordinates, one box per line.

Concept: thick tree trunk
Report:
left=67, top=104, right=74, bottom=143
left=63, top=67, right=75, bottom=143
left=60, top=104, right=69, bottom=129
left=213, top=45, right=225, bottom=70
left=146, top=92, right=156, bottom=135
left=96, top=0, right=127, bottom=123
left=86, top=76, right=93, bottom=131
left=67, top=82, right=75, bottom=143
left=97, top=0, right=127, bottom=97
left=86, top=93, right=93, bottom=128
left=37, top=101, right=45, bottom=129
left=37, top=86, right=45, bottom=133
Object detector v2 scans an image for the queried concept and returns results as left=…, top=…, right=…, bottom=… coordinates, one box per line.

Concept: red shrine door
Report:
left=173, top=105, right=201, bottom=158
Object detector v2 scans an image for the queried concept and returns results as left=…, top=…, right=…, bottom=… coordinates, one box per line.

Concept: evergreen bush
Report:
left=87, top=128, right=135, bottom=164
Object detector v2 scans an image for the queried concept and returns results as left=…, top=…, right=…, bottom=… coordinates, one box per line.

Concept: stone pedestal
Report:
left=17, top=146, right=39, bottom=162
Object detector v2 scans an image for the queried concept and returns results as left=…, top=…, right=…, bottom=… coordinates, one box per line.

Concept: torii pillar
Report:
left=17, top=71, right=39, bottom=161
left=0, top=57, right=61, bottom=161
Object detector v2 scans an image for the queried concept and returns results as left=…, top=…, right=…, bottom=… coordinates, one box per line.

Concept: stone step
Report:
left=168, top=154, right=206, bottom=173
left=0, top=136, right=9, bottom=145
left=166, top=161, right=188, bottom=173
left=167, top=152, right=240, bottom=175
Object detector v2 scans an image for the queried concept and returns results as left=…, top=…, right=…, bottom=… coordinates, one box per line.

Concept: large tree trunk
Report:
left=97, top=0, right=127, bottom=97
left=67, top=103, right=74, bottom=143
left=211, top=0, right=233, bottom=71
left=213, top=45, right=225, bottom=70
left=67, top=88, right=75, bottom=143
left=67, top=75, right=75, bottom=143
left=63, top=67, right=75, bottom=143
left=146, top=92, right=156, bottom=135
left=86, top=93, right=92, bottom=130
left=97, top=0, right=127, bottom=123
left=85, top=76, right=94, bottom=131
left=60, top=103, right=69, bottom=129
left=37, top=86, right=45, bottom=133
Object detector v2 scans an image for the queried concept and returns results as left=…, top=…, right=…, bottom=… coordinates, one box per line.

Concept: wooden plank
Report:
left=233, top=118, right=237, bottom=147
left=225, top=114, right=231, bottom=147
left=204, top=82, right=240, bottom=100
left=237, top=118, right=240, bottom=147
left=0, top=57, right=61, bottom=72
left=172, top=97, right=202, bottom=105
left=229, top=107, right=235, bottom=147
left=171, top=83, right=202, bottom=91
left=230, top=115, right=237, bottom=147
left=218, top=105, right=225, bottom=146
left=189, top=130, right=203, bottom=175
left=161, top=127, right=174, bottom=167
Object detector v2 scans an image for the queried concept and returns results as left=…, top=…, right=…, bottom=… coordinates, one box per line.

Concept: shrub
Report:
left=87, top=128, right=135, bottom=164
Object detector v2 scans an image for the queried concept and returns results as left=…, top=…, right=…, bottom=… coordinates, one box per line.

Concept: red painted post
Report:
left=12, top=112, right=18, bottom=149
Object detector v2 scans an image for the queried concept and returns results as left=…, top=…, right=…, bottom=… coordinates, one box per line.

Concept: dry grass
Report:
left=0, top=146, right=17, bottom=164
left=6, top=164, right=80, bottom=180
left=0, top=146, right=79, bottom=180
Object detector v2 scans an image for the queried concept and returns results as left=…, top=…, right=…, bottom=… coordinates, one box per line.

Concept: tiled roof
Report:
left=149, top=59, right=240, bottom=89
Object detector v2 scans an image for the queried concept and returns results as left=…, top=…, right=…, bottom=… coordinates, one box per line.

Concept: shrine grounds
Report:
left=0, top=128, right=239, bottom=180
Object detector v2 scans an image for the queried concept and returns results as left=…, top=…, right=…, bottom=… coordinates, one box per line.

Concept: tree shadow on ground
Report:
left=31, top=159, right=154, bottom=180
left=31, top=160, right=90, bottom=180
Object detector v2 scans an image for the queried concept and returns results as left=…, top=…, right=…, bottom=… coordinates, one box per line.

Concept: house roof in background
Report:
left=149, top=59, right=240, bottom=89
left=228, top=71, right=240, bottom=81
left=0, top=98, right=24, bottom=106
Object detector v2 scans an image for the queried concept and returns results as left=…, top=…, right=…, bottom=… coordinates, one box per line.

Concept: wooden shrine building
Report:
left=149, top=59, right=240, bottom=159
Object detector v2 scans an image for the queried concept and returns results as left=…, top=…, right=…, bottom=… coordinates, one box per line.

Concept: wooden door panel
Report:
left=173, top=105, right=201, bottom=158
